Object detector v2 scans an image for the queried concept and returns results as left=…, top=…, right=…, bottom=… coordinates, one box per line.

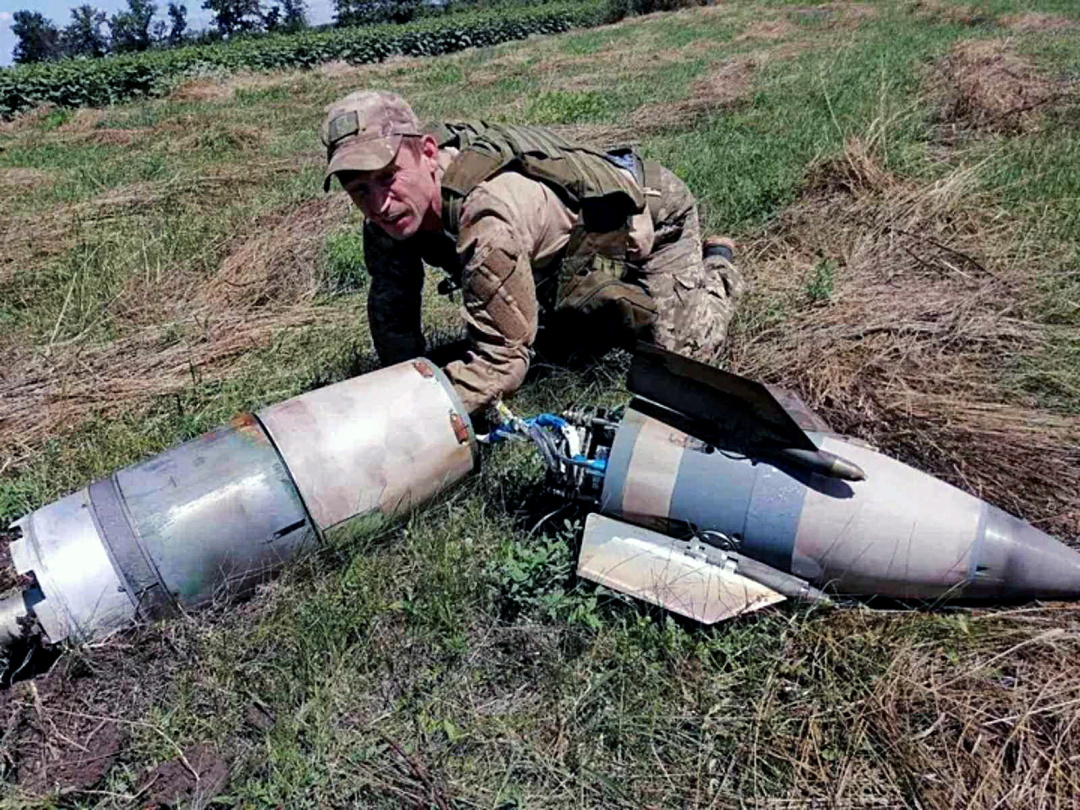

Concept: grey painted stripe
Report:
left=743, top=463, right=809, bottom=573
left=599, top=409, right=644, bottom=517
left=88, top=477, right=178, bottom=622
left=668, top=447, right=757, bottom=543
left=668, top=448, right=807, bottom=574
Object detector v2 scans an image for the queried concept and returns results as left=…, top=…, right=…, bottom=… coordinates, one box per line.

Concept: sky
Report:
left=0, top=0, right=336, bottom=66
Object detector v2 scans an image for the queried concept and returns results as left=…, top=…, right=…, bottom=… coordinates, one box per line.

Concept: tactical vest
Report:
left=428, top=121, right=660, bottom=336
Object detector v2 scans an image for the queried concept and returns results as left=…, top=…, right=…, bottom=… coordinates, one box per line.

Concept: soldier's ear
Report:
left=419, top=134, right=440, bottom=166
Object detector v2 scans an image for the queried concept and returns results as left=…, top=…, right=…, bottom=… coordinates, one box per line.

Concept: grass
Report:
left=2, top=0, right=1080, bottom=806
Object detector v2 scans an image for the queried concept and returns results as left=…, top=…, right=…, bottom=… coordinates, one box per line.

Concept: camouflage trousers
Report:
left=637, top=165, right=746, bottom=365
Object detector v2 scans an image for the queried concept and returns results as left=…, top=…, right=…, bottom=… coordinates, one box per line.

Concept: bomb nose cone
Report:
left=971, top=505, right=1080, bottom=601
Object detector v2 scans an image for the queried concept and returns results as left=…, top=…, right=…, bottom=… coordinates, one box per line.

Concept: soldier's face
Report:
left=340, top=136, right=441, bottom=240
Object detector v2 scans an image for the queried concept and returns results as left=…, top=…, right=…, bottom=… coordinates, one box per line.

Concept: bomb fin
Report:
left=578, top=513, right=786, bottom=624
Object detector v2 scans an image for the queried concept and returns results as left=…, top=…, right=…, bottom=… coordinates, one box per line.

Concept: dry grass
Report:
left=785, top=2, right=879, bottom=29
left=55, top=108, right=106, bottom=133
left=928, top=39, right=1066, bottom=137
left=735, top=17, right=799, bottom=42
left=0, top=305, right=354, bottom=463
left=731, top=136, right=1080, bottom=540
left=202, top=194, right=352, bottom=310
left=0, top=190, right=353, bottom=464
left=0, top=157, right=315, bottom=289
left=908, top=0, right=991, bottom=28
left=0, top=105, right=59, bottom=134
left=1001, top=12, right=1076, bottom=34
left=169, top=70, right=307, bottom=102
left=0, top=169, right=53, bottom=190
left=867, top=610, right=1080, bottom=806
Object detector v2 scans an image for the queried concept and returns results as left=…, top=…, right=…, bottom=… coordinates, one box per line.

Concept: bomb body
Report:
left=592, top=405, right=1080, bottom=605
left=2, top=360, right=476, bottom=649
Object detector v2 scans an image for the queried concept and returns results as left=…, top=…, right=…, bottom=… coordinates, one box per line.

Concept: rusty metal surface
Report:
left=257, top=359, right=477, bottom=531
left=578, top=513, right=785, bottom=624
left=10, top=490, right=136, bottom=644
left=113, top=421, right=316, bottom=609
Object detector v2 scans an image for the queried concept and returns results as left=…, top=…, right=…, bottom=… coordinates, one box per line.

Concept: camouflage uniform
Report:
left=321, top=92, right=744, bottom=414
left=637, top=165, right=744, bottom=365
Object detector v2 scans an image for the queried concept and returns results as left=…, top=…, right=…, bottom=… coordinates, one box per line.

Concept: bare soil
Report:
left=138, top=742, right=229, bottom=807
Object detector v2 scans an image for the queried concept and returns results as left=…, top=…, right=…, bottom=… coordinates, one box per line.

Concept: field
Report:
left=1, top=0, right=1080, bottom=806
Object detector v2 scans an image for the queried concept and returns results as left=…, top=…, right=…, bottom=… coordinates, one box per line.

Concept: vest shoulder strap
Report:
left=437, top=121, right=647, bottom=236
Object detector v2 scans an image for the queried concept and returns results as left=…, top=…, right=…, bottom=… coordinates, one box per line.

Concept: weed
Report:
left=321, top=228, right=369, bottom=293
left=805, top=257, right=835, bottom=304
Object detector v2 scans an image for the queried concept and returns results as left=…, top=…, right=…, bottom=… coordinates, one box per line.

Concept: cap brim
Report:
left=322, top=134, right=402, bottom=192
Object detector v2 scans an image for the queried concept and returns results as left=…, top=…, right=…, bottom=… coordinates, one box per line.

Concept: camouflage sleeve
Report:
left=363, top=220, right=426, bottom=365
left=442, top=183, right=541, bottom=414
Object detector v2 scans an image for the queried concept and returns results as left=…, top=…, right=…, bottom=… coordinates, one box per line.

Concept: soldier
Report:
left=321, top=89, right=744, bottom=415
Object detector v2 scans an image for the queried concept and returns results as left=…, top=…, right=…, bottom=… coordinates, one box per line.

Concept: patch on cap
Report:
left=328, top=111, right=360, bottom=145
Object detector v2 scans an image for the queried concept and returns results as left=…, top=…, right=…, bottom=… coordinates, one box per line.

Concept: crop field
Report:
left=1, top=0, right=1079, bottom=806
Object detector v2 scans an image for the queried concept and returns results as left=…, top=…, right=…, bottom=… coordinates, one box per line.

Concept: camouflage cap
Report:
left=321, top=90, right=422, bottom=191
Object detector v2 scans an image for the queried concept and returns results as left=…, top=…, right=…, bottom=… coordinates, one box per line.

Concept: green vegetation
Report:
left=0, top=1, right=610, bottom=119
left=2, top=0, right=1080, bottom=806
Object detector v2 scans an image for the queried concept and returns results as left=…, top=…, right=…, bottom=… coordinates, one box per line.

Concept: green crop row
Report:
left=0, top=2, right=611, bottom=119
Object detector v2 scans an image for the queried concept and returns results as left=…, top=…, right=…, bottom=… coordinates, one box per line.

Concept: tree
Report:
left=334, top=0, right=419, bottom=26
left=110, top=0, right=157, bottom=53
left=202, top=0, right=263, bottom=36
left=262, top=3, right=282, bottom=32
left=63, top=5, right=109, bottom=58
left=11, top=10, right=64, bottom=64
left=281, top=0, right=307, bottom=31
left=166, top=2, right=188, bottom=44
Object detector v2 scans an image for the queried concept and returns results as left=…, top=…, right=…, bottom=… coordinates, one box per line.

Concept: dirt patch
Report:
left=928, top=39, right=1066, bottom=137
left=1002, top=11, right=1077, bottom=34
left=908, top=0, right=992, bottom=27
left=731, top=138, right=1080, bottom=539
left=3, top=676, right=124, bottom=795
left=735, top=17, right=799, bottom=42
left=0, top=168, right=53, bottom=190
left=139, top=742, right=229, bottom=806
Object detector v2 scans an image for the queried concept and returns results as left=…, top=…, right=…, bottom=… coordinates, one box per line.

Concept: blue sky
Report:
left=0, top=0, right=335, bottom=66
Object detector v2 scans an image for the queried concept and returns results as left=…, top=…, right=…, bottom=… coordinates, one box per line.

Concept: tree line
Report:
left=10, top=0, right=308, bottom=64
left=8, top=0, right=529, bottom=65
